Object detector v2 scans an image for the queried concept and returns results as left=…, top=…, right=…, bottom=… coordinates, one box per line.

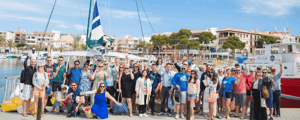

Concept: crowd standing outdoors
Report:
left=20, top=48, right=284, bottom=120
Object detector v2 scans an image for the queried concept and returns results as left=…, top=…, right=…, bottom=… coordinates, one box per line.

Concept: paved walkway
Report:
left=1, top=107, right=300, bottom=120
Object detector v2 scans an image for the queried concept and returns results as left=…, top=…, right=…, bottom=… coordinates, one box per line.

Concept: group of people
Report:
left=20, top=50, right=283, bottom=120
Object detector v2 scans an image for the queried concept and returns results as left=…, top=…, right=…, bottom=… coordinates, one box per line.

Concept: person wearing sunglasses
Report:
left=216, top=68, right=225, bottom=114
left=44, top=56, right=54, bottom=113
left=172, top=65, right=190, bottom=119
left=67, top=60, right=82, bottom=85
left=187, top=70, right=200, bottom=120
left=53, top=56, right=67, bottom=101
left=32, top=63, right=49, bottom=118
left=147, top=64, right=162, bottom=115
left=219, top=68, right=240, bottom=119
left=78, top=63, right=92, bottom=107
left=21, top=55, right=36, bottom=117
left=131, top=63, right=141, bottom=113
left=262, top=68, right=276, bottom=120
left=113, top=64, right=124, bottom=102
left=118, top=65, right=134, bottom=117
left=232, top=61, right=248, bottom=119
left=89, top=63, right=110, bottom=106
left=251, top=72, right=267, bottom=120
left=66, top=81, right=84, bottom=117
left=203, top=69, right=219, bottom=120
left=135, top=70, right=152, bottom=118
left=81, top=83, right=122, bottom=119
left=104, top=61, right=115, bottom=113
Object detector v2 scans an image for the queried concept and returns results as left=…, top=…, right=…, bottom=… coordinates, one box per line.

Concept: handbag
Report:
left=207, top=90, right=217, bottom=103
left=83, top=106, right=93, bottom=119
left=112, top=93, right=128, bottom=114
left=261, top=80, right=269, bottom=99
left=168, top=94, right=175, bottom=110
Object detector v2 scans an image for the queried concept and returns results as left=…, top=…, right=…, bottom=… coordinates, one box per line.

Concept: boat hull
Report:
left=281, top=78, right=300, bottom=108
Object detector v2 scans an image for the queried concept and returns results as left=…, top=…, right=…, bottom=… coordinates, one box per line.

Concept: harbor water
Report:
left=0, top=58, right=45, bottom=103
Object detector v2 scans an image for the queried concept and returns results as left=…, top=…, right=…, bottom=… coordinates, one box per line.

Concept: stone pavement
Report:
left=1, top=107, right=299, bottom=120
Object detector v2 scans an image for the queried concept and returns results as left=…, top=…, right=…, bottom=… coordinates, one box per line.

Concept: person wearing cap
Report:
left=30, top=48, right=39, bottom=60
left=219, top=67, right=240, bottom=119
left=67, top=60, right=82, bottom=85
left=257, top=66, right=262, bottom=73
left=51, top=85, right=68, bottom=115
left=232, top=61, right=248, bottom=119
left=262, top=66, right=277, bottom=120
left=171, top=65, right=190, bottom=119
left=245, top=68, right=255, bottom=115
left=235, top=63, right=240, bottom=69
left=272, top=59, right=283, bottom=117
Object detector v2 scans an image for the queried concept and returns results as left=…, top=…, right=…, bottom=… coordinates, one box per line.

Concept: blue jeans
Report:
left=54, top=100, right=67, bottom=110
left=188, top=93, right=197, bottom=98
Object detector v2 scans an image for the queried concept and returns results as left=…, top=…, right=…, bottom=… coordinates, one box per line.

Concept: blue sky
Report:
left=1, top=0, right=300, bottom=39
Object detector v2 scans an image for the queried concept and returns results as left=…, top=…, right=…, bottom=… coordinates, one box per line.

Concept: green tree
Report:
left=222, top=36, right=246, bottom=59
left=0, top=36, right=6, bottom=48
left=80, top=44, right=86, bottom=50
left=70, top=40, right=79, bottom=51
left=33, top=45, right=41, bottom=51
left=137, top=41, right=153, bottom=51
left=256, top=35, right=280, bottom=48
left=6, top=40, right=16, bottom=52
left=198, top=31, right=217, bottom=55
left=50, top=45, right=54, bottom=50
left=150, top=35, right=168, bottom=56
left=58, top=45, right=65, bottom=52
left=176, top=29, right=193, bottom=58
left=16, top=43, right=27, bottom=48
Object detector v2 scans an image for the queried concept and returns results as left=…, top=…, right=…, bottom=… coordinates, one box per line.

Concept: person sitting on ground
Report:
left=66, top=81, right=84, bottom=117
left=52, top=85, right=68, bottom=115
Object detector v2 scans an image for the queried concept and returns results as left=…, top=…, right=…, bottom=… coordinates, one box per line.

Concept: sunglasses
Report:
left=99, top=66, right=104, bottom=68
left=183, top=64, right=188, bottom=66
left=191, top=73, right=196, bottom=74
left=262, top=72, right=267, bottom=73
left=134, top=66, right=138, bottom=67
left=100, top=86, right=105, bottom=88
left=71, top=85, right=76, bottom=87
left=125, top=68, right=129, bottom=69
left=75, top=64, right=79, bottom=65
left=38, top=66, right=43, bottom=68
left=187, top=71, right=191, bottom=72
left=104, top=64, right=108, bottom=65
left=59, top=60, right=63, bottom=61
left=47, top=60, right=52, bottom=61
left=181, top=68, right=186, bottom=69
left=119, top=67, right=124, bottom=68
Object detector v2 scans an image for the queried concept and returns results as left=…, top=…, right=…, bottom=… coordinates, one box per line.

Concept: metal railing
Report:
left=2, top=76, right=20, bottom=102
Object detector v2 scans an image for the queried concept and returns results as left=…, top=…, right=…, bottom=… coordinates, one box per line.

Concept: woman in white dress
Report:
left=203, top=69, right=219, bottom=120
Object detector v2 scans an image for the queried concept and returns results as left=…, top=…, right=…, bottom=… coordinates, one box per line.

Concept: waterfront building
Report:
left=296, top=36, right=300, bottom=43
left=0, top=31, right=15, bottom=42
left=26, top=34, right=37, bottom=46
left=15, top=30, right=27, bottom=44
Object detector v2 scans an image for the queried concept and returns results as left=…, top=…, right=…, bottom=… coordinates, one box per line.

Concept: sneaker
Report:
left=109, top=109, right=113, bottom=113
left=181, top=114, right=185, bottom=119
left=59, top=109, right=64, bottom=113
left=143, top=113, right=148, bottom=117
left=269, top=117, right=273, bottom=120
left=168, top=113, right=173, bottom=117
left=175, top=114, right=179, bottom=119
left=57, top=112, right=60, bottom=115
left=151, top=112, right=155, bottom=116
left=44, top=109, right=49, bottom=113
left=157, top=112, right=164, bottom=116
left=139, top=114, right=143, bottom=118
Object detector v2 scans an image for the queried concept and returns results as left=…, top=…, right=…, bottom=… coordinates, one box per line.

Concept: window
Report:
left=250, top=42, right=252, bottom=46
left=246, top=41, right=248, bottom=44
left=246, top=34, right=248, bottom=38
left=250, top=35, right=253, bottom=39
left=123, top=48, right=126, bottom=51
left=250, top=48, right=253, bottom=53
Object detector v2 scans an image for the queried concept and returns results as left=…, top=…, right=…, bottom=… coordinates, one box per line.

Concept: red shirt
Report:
left=246, top=75, right=255, bottom=91
left=233, top=72, right=247, bottom=94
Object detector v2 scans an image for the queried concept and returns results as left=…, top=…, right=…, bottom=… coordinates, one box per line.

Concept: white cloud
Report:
left=74, top=25, right=86, bottom=30
left=58, top=24, right=68, bottom=28
left=238, top=0, right=300, bottom=16
left=110, top=9, right=161, bottom=23
left=0, top=1, right=44, bottom=14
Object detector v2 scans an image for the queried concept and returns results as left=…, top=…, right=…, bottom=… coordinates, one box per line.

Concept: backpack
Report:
left=44, top=65, right=53, bottom=72
left=20, top=69, right=27, bottom=83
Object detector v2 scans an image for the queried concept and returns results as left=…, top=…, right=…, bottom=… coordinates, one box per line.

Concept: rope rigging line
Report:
left=134, top=0, right=145, bottom=42
left=77, top=0, right=85, bottom=34
left=41, top=0, right=57, bottom=47
left=139, top=0, right=155, bottom=34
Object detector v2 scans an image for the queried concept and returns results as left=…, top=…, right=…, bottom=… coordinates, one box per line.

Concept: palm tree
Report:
left=7, top=40, right=16, bottom=52
left=70, top=40, right=79, bottom=51
left=50, top=45, right=54, bottom=51
left=58, top=45, right=65, bottom=52
left=80, top=44, right=86, bottom=50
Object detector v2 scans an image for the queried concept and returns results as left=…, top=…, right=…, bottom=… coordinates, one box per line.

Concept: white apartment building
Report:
left=52, top=30, right=61, bottom=41
left=26, top=34, right=37, bottom=45
left=0, top=31, right=15, bottom=42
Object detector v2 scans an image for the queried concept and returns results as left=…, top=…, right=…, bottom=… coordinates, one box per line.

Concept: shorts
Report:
left=188, top=93, right=197, bottom=98
left=33, top=87, right=46, bottom=97
left=235, top=93, right=246, bottom=106
left=21, top=84, right=33, bottom=100
left=52, top=82, right=62, bottom=92
left=106, top=86, right=115, bottom=96
left=176, top=91, right=186, bottom=104
left=45, top=79, right=52, bottom=94
left=225, top=92, right=233, bottom=99
left=246, top=91, right=251, bottom=96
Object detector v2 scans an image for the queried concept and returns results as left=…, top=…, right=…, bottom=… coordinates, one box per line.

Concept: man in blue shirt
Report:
left=272, top=59, right=283, bottom=117
left=67, top=60, right=82, bottom=85
left=157, top=63, right=176, bottom=117
left=148, top=64, right=161, bottom=115
left=67, top=81, right=84, bottom=117
left=172, top=65, right=190, bottom=119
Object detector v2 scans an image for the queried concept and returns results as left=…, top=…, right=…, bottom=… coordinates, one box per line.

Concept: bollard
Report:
left=186, top=100, right=190, bottom=120
left=37, top=96, right=42, bottom=120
